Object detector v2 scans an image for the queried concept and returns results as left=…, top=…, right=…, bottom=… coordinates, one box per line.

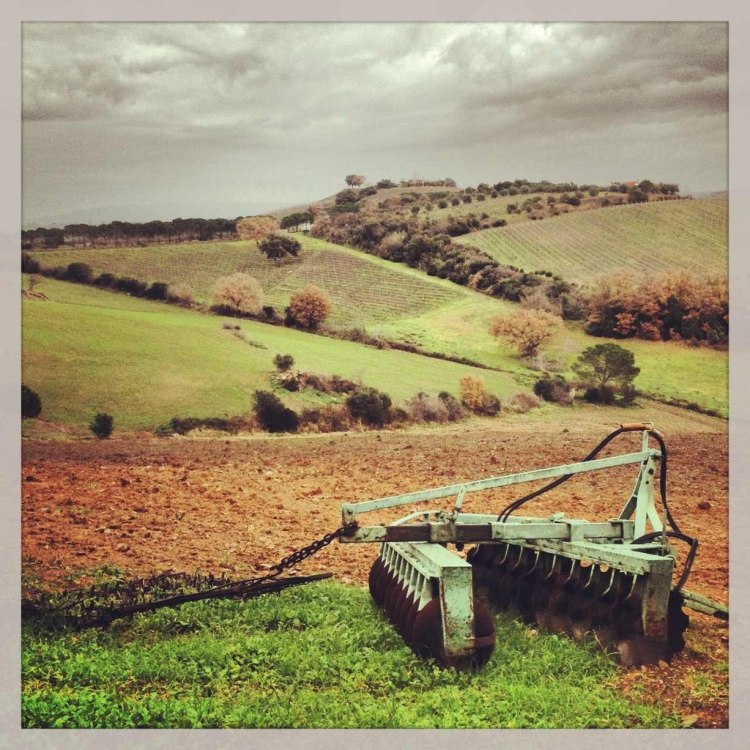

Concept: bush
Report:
left=253, top=391, right=299, bottom=433
left=459, top=375, right=501, bottom=416
left=90, top=413, right=114, bottom=439
left=346, top=387, right=392, bottom=425
left=144, top=281, right=169, bottom=300
left=165, top=283, right=194, bottom=307
left=299, top=405, right=353, bottom=433
left=22, top=253, right=40, bottom=274
left=273, top=353, right=295, bottom=372
left=287, top=285, right=332, bottom=330
left=506, top=392, right=542, bottom=414
left=533, top=375, right=573, bottom=405
left=438, top=391, right=465, bottom=421
left=406, top=392, right=450, bottom=424
left=212, top=272, right=264, bottom=315
left=258, top=234, right=301, bottom=263
left=65, top=262, right=93, bottom=284
left=583, top=386, right=616, bottom=405
left=115, top=277, right=148, bottom=296
left=22, top=384, right=42, bottom=418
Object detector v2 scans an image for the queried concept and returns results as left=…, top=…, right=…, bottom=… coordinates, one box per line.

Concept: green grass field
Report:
left=23, top=265, right=728, bottom=429
left=29, top=235, right=464, bottom=328
left=22, top=581, right=680, bottom=728
left=22, top=278, right=525, bottom=429
left=458, top=198, right=727, bottom=283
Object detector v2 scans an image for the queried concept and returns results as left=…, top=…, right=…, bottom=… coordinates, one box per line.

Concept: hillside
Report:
left=22, top=277, right=525, bottom=430
left=29, top=236, right=465, bottom=328
left=457, top=197, right=727, bottom=284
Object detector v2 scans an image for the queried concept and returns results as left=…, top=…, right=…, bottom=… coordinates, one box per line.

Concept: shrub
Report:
left=115, top=277, right=148, bottom=296
left=583, top=386, right=616, bottom=404
left=406, top=392, right=450, bottom=424
left=506, top=392, right=542, bottom=414
left=288, top=285, right=332, bottom=330
left=144, top=281, right=169, bottom=300
left=65, top=262, right=93, bottom=284
left=346, top=387, right=392, bottom=425
left=95, top=273, right=117, bottom=288
left=212, top=272, right=264, bottom=315
left=273, top=353, right=295, bottom=372
left=438, top=391, right=465, bottom=421
left=459, top=375, right=500, bottom=415
left=22, top=253, right=40, bottom=274
left=253, top=390, right=299, bottom=433
left=166, top=283, right=194, bottom=306
left=90, top=413, right=114, bottom=439
left=235, top=215, right=279, bottom=240
left=258, top=234, right=301, bottom=263
left=300, top=405, right=353, bottom=433
left=533, top=375, right=573, bottom=405
left=22, top=384, right=42, bottom=418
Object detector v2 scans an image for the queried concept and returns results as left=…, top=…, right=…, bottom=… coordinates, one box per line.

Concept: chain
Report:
left=23, top=527, right=345, bottom=629
left=270, top=527, right=343, bottom=577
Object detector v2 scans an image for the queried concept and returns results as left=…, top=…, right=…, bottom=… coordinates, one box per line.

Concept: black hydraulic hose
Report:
left=632, top=530, right=698, bottom=591
left=495, top=425, right=698, bottom=588
left=497, top=426, right=626, bottom=522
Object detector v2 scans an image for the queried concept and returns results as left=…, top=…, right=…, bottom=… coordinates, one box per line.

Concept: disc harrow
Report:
left=340, top=423, right=725, bottom=669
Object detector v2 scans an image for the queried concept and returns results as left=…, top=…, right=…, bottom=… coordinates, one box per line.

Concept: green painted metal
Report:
left=345, top=427, right=685, bottom=666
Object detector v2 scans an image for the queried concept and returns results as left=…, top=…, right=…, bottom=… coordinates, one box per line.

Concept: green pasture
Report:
left=22, top=580, right=679, bottom=729
left=22, top=278, right=524, bottom=430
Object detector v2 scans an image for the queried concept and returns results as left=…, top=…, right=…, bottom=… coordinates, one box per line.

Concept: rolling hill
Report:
left=457, top=197, right=727, bottom=284
left=22, top=277, right=526, bottom=429
left=29, top=235, right=465, bottom=328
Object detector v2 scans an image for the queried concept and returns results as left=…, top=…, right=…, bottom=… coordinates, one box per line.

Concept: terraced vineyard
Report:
left=458, top=198, right=727, bottom=283
left=30, top=235, right=463, bottom=327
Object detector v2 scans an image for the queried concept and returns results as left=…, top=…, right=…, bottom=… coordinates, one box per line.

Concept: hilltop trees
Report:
left=258, top=234, right=301, bottom=263
left=280, top=211, right=313, bottom=232
left=212, top=273, right=264, bottom=315
left=287, top=285, right=332, bottom=330
left=345, top=174, right=365, bottom=187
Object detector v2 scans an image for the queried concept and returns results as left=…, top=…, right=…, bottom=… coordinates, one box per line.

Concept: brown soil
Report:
left=22, top=419, right=728, bottom=727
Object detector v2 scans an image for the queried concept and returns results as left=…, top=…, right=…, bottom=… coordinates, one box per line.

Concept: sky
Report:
left=21, top=22, right=728, bottom=227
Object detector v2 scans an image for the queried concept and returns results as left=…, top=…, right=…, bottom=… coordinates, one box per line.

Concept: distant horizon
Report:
left=22, top=182, right=726, bottom=231
left=22, top=23, right=727, bottom=231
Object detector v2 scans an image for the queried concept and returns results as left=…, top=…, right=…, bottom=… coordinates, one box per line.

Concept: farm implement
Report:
left=339, top=423, right=727, bottom=669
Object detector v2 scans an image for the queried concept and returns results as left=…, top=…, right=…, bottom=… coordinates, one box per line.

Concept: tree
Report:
left=346, top=387, right=391, bottom=425
left=287, top=285, right=332, bottom=330
left=572, top=343, right=640, bottom=398
left=235, top=215, right=279, bottom=241
left=253, top=391, right=298, bottom=433
left=273, top=353, right=295, bottom=372
left=491, top=309, right=561, bottom=358
left=90, top=413, right=114, bottom=439
left=22, top=385, right=42, bottom=418
left=345, top=174, right=365, bottom=187
left=212, top=273, right=264, bottom=314
left=258, top=234, right=301, bottom=263
left=166, top=282, right=194, bottom=307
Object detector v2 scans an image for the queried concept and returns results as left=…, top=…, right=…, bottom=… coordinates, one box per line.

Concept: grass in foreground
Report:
left=22, top=581, right=680, bottom=729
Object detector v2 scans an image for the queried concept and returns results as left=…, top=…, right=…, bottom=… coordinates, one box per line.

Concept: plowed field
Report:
left=22, top=417, right=729, bottom=727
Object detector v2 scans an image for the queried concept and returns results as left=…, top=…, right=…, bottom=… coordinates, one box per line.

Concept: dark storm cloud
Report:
left=21, top=22, right=727, bottom=225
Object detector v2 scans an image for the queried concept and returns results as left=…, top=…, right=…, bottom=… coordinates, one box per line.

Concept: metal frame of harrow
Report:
left=341, top=427, right=681, bottom=667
